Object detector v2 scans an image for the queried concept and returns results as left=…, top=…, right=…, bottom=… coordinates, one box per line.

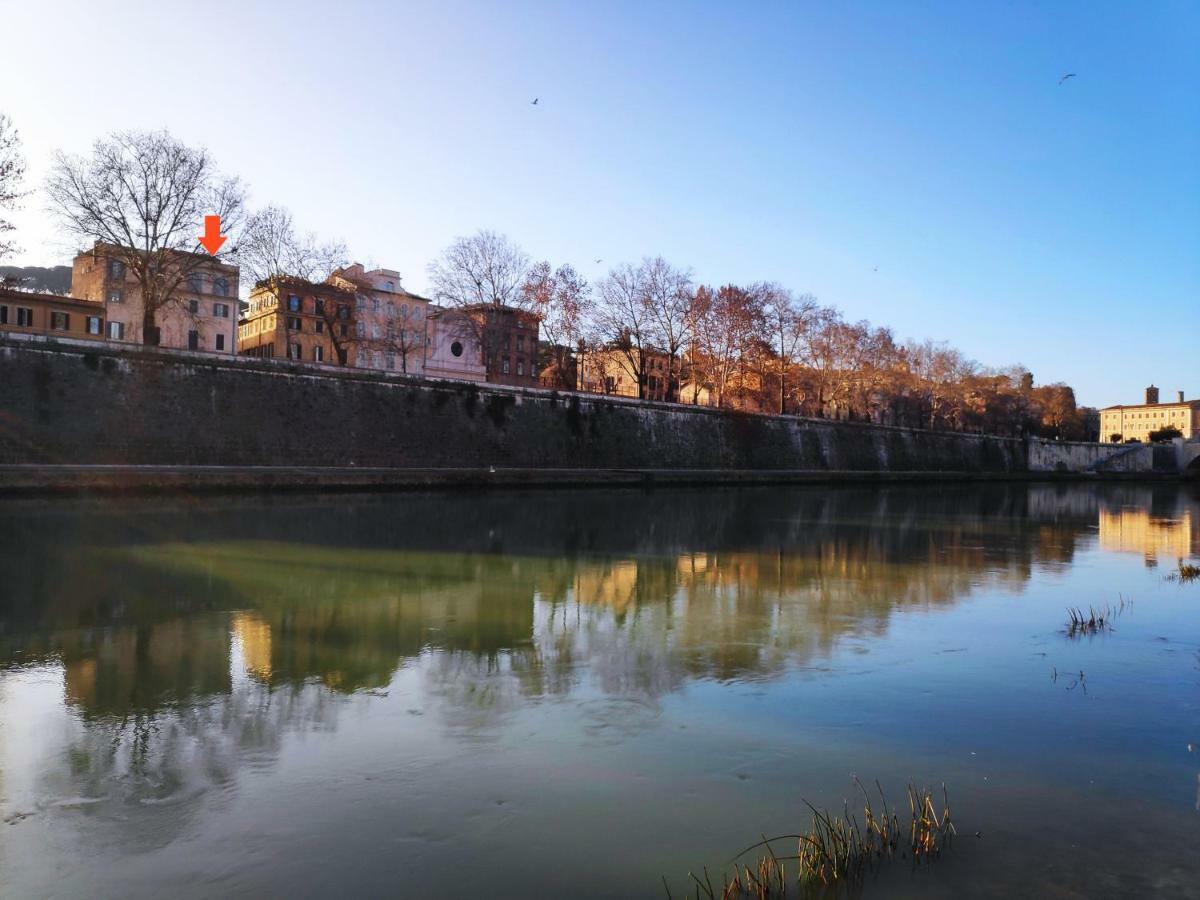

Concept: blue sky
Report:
left=2, top=0, right=1196, bottom=406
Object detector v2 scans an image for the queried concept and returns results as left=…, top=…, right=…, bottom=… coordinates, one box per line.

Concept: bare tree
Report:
left=639, top=256, right=694, bottom=402
left=594, top=262, right=653, bottom=398
left=0, top=113, right=26, bottom=264
left=427, top=230, right=532, bottom=377
left=522, top=260, right=588, bottom=388
left=45, top=129, right=245, bottom=345
left=760, top=286, right=819, bottom=415
left=693, top=283, right=765, bottom=407
left=238, top=204, right=347, bottom=285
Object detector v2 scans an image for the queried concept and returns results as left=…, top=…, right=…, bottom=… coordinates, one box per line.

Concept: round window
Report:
left=451, top=341, right=463, bottom=357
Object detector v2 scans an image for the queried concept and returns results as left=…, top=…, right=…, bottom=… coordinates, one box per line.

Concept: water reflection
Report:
left=1, top=483, right=1197, bottom=896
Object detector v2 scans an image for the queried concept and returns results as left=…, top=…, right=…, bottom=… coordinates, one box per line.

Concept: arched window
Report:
left=213, top=277, right=229, bottom=297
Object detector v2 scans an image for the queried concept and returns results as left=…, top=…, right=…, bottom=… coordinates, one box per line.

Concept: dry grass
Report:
left=666, top=781, right=955, bottom=899
left=1168, top=562, right=1199, bottom=584
left=1065, top=596, right=1131, bottom=637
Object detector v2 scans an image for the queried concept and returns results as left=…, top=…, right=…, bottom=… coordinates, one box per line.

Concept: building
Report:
left=1100, top=386, right=1200, bottom=443
left=424, top=305, right=486, bottom=382
left=578, top=344, right=672, bottom=401
left=327, top=264, right=431, bottom=375
left=70, top=243, right=238, bottom=352
left=0, top=287, right=106, bottom=341
left=238, top=277, right=356, bottom=364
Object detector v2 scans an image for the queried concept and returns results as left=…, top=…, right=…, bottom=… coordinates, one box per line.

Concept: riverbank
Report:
left=0, top=464, right=1193, bottom=496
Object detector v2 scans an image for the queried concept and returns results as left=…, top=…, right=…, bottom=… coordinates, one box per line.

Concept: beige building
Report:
left=71, top=243, right=238, bottom=352
left=1100, top=386, right=1200, bottom=442
left=327, top=264, right=431, bottom=375
left=578, top=344, right=672, bottom=401
left=0, top=287, right=106, bottom=341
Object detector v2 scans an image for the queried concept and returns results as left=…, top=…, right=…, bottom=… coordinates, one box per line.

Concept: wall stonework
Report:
left=0, top=336, right=1032, bottom=472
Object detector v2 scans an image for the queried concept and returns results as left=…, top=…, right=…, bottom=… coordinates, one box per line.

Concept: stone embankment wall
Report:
left=0, top=336, right=1028, bottom=473
left=1027, top=437, right=1190, bottom=474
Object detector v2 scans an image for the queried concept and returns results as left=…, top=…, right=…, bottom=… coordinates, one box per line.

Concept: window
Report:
left=313, top=346, right=324, bottom=362
left=372, top=298, right=380, bottom=313
left=517, top=335, right=525, bottom=351
left=107, top=321, right=125, bottom=340
left=214, top=303, right=230, bottom=318
left=188, top=299, right=199, bottom=314
left=502, top=357, right=510, bottom=374
left=386, top=352, right=395, bottom=370
left=287, top=342, right=302, bottom=360
left=86, top=316, right=101, bottom=335
left=288, top=295, right=301, bottom=311
left=107, top=259, right=124, bottom=279
left=337, top=305, right=350, bottom=320
left=371, top=323, right=380, bottom=339
left=387, top=301, right=395, bottom=316
left=51, top=311, right=69, bottom=331
left=107, top=289, right=122, bottom=303
left=339, top=324, right=348, bottom=336
left=216, top=334, right=226, bottom=351
left=315, top=298, right=325, bottom=314
left=517, top=360, right=525, bottom=376
left=213, top=277, right=229, bottom=297
left=187, top=330, right=199, bottom=350
left=385, top=281, right=395, bottom=292
left=0, top=305, right=6, bottom=324
left=315, top=320, right=325, bottom=333
left=188, top=275, right=203, bottom=294
left=287, top=316, right=302, bottom=331
left=356, top=321, right=365, bottom=338
left=451, top=340, right=463, bottom=357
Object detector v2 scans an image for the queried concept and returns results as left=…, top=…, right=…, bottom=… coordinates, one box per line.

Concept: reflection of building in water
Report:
left=1098, top=507, right=1199, bottom=563
left=233, top=612, right=273, bottom=682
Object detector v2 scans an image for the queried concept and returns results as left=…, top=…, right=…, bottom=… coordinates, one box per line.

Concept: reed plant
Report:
left=666, top=781, right=955, bottom=899
left=1065, top=596, right=1131, bottom=637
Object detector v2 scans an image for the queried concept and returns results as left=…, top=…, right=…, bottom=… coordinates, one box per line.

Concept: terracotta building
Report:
left=578, top=344, right=672, bottom=401
left=0, top=287, right=106, bottom=341
left=238, top=277, right=356, bottom=364
left=1100, top=386, right=1200, bottom=442
left=327, top=264, right=431, bottom=374
left=70, top=243, right=238, bottom=352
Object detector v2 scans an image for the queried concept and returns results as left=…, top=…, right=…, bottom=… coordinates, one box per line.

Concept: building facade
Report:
left=327, top=264, right=431, bottom=374
left=0, top=287, right=106, bottom=342
left=1100, top=386, right=1200, bottom=442
left=71, top=243, right=238, bottom=352
left=578, top=345, right=672, bottom=401
left=238, top=277, right=356, bottom=364
left=424, top=305, right=486, bottom=382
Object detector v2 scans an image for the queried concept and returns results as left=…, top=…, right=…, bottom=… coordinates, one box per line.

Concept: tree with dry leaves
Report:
left=45, top=129, right=245, bottom=345
left=522, top=260, right=588, bottom=388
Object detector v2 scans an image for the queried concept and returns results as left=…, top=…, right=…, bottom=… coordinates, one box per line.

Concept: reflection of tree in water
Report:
left=29, top=670, right=339, bottom=853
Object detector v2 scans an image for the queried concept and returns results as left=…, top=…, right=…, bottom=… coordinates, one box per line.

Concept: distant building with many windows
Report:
left=70, top=242, right=238, bottom=352
left=238, top=277, right=356, bottom=364
left=1100, top=385, right=1200, bottom=442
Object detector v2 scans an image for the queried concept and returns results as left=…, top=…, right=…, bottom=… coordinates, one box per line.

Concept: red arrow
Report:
left=198, top=215, right=227, bottom=255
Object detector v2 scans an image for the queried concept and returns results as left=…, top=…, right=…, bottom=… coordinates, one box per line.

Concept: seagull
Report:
left=1058, top=73, right=1076, bottom=85
left=531, top=97, right=539, bottom=105
left=872, top=265, right=879, bottom=272
left=594, top=258, right=603, bottom=264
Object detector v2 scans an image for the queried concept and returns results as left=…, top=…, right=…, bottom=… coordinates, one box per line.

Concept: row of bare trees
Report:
left=425, top=230, right=1092, bottom=438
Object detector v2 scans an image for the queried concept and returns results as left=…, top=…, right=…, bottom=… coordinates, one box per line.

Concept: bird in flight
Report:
left=872, top=266, right=879, bottom=272
left=531, top=97, right=539, bottom=105
left=594, top=258, right=603, bottom=264
left=1058, top=73, right=1076, bottom=85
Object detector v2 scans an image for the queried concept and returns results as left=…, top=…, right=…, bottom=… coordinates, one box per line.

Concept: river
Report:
left=1, top=484, right=1198, bottom=897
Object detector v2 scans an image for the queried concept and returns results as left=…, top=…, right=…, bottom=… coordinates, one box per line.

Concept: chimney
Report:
left=1145, top=385, right=1159, bottom=405
left=1179, top=391, right=1185, bottom=403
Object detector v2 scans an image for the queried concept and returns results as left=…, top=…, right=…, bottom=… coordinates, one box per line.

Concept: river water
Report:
left=1, top=484, right=1198, bottom=898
